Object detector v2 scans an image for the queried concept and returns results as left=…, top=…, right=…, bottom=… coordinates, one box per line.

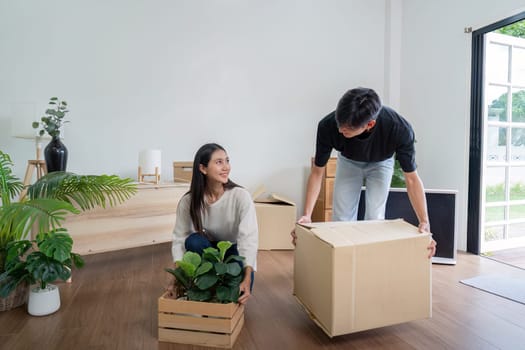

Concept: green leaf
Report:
left=5, top=241, right=32, bottom=262
left=223, top=273, right=243, bottom=287
left=217, top=241, right=232, bottom=261
left=25, top=252, right=71, bottom=286
left=0, top=272, right=29, bottom=298
left=225, top=262, right=242, bottom=276
left=37, top=229, right=73, bottom=262
left=214, top=262, right=227, bottom=275
left=195, top=261, right=212, bottom=277
left=182, top=251, right=201, bottom=268
left=0, top=198, right=78, bottom=246
left=176, top=260, right=196, bottom=278
left=28, top=172, right=137, bottom=211
left=50, top=97, right=58, bottom=101
left=165, top=267, right=190, bottom=289
left=216, top=285, right=240, bottom=303
left=71, top=253, right=85, bottom=268
left=0, top=151, right=24, bottom=208
left=195, top=271, right=218, bottom=290
left=202, top=247, right=220, bottom=262
left=187, top=288, right=211, bottom=301
left=224, top=255, right=245, bottom=264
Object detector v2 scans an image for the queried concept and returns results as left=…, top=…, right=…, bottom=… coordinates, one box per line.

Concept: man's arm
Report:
left=403, top=170, right=429, bottom=231
left=404, top=170, right=436, bottom=258
left=292, top=165, right=325, bottom=245
left=298, top=165, right=325, bottom=223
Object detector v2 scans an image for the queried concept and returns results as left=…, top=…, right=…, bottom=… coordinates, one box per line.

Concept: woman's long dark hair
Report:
left=189, top=143, right=239, bottom=233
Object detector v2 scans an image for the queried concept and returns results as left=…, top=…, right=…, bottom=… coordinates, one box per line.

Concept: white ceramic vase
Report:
left=27, top=284, right=61, bottom=316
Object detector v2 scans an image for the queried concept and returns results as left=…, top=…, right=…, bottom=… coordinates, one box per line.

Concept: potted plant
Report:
left=0, top=150, right=137, bottom=313
left=165, top=241, right=244, bottom=303
left=1, top=229, right=84, bottom=316
left=159, top=241, right=246, bottom=347
left=32, top=97, right=69, bottom=172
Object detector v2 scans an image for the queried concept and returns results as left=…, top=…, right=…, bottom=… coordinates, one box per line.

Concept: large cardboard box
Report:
left=294, top=219, right=431, bottom=337
left=253, top=189, right=296, bottom=250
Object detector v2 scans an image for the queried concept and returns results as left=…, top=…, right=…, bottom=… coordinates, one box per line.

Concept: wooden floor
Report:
left=482, top=247, right=525, bottom=270
left=1, top=243, right=525, bottom=350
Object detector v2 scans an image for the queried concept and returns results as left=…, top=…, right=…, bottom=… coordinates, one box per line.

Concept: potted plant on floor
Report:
left=1, top=228, right=84, bottom=316
left=0, top=150, right=137, bottom=313
left=159, top=241, right=246, bottom=347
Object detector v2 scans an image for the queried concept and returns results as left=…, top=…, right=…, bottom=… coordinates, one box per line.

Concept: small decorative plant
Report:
left=165, top=241, right=245, bottom=303
left=32, top=97, right=69, bottom=138
left=0, top=229, right=84, bottom=296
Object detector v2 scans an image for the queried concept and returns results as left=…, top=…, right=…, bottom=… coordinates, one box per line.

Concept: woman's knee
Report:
left=184, top=232, right=211, bottom=254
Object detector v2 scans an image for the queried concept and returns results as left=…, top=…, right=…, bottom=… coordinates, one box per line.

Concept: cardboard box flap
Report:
left=252, top=185, right=295, bottom=206
left=302, top=219, right=428, bottom=248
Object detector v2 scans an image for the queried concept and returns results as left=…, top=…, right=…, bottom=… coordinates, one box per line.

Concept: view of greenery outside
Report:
left=484, top=20, right=525, bottom=242
left=491, top=21, right=525, bottom=145
left=489, top=90, right=525, bottom=146
left=496, top=20, right=525, bottom=38
left=485, top=183, right=525, bottom=240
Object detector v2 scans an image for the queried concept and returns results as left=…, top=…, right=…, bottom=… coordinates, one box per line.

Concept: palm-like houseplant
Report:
left=0, top=150, right=137, bottom=313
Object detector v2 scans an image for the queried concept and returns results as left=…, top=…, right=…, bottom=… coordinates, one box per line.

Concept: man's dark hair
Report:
left=335, top=87, right=382, bottom=128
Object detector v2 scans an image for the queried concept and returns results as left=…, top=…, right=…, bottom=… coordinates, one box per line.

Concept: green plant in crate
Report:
left=165, top=241, right=244, bottom=303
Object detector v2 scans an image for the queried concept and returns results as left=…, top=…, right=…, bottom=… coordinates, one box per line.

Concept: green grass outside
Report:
left=485, top=182, right=525, bottom=222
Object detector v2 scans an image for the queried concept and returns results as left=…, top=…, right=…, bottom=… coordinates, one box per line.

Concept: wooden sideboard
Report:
left=62, top=182, right=189, bottom=255
left=311, top=157, right=336, bottom=222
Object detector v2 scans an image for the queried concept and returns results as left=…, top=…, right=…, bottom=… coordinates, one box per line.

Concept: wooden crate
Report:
left=158, top=292, right=244, bottom=348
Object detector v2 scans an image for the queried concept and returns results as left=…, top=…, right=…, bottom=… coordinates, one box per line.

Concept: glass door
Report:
left=481, top=30, right=525, bottom=252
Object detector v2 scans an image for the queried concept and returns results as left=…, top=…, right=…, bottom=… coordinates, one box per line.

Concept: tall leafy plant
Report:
left=166, top=241, right=245, bottom=303
left=0, top=150, right=136, bottom=286
left=0, top=152, right=77, bottom=273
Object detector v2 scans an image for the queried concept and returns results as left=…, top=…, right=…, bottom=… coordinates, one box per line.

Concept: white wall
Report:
left=400, top=0, right=525, bottom=250
left=0, top=0, right=386, bottom=212
left=4, top=0, right=524, bottom=251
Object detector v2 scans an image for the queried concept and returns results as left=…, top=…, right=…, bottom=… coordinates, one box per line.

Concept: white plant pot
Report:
left=27, top=284, right=61, bottom=316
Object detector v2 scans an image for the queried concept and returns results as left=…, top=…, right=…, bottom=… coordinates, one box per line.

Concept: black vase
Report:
left=44, top=136, right=68, bottom=172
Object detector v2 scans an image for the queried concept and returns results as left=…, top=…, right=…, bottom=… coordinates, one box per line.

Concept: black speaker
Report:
left=357, top=188, right=457, bottom=264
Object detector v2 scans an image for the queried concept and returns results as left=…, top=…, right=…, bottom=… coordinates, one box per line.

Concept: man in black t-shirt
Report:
left=293, top=87, right=435, bottom=257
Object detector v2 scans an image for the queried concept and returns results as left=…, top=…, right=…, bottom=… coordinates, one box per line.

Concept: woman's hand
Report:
left=238, top=267, right=253, bottom=305
left=165, top=264, right=178, bottom=298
